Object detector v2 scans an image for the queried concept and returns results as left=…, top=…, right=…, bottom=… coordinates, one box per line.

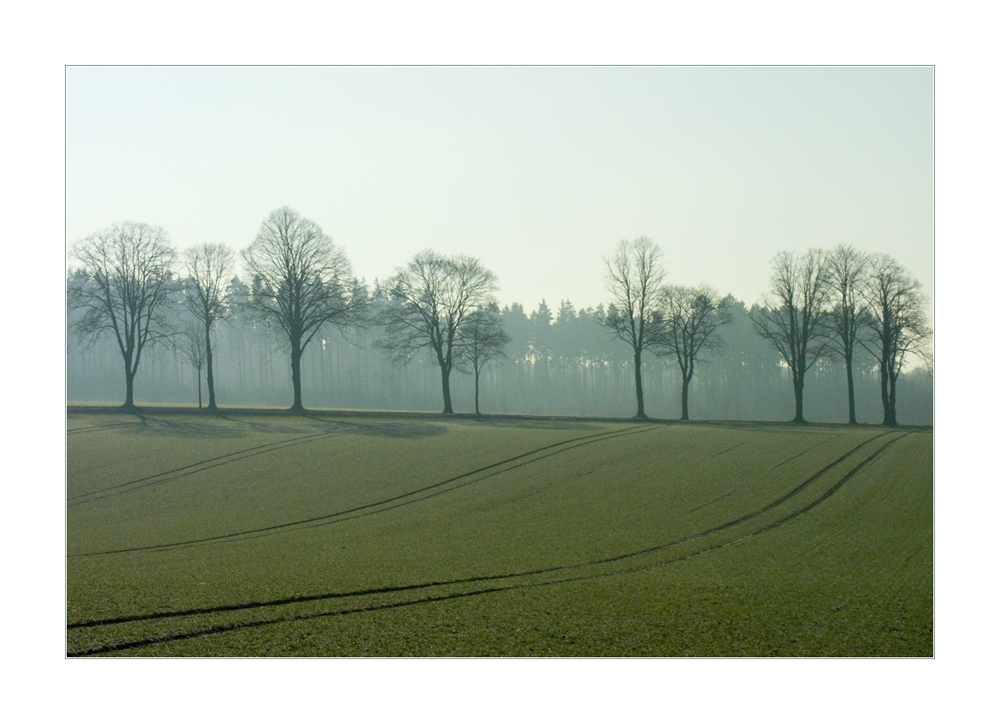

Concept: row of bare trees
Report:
left=750, top=247, right=930, bottom=426
left=69, top=212, right=929, bottom=425
left=69, top=208, right=509, bottom=415
left=604, top=238, right=930, bottom=426
left=374, top=250, right=508, bottom=414
left=604, top=237, right=733, bottom=421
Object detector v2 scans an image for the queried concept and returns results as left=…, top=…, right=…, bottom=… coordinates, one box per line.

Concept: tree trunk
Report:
left=633, top=349, right=645, bottom=419
left=205, top=324, right=217, bottom=410
left=290, top=338, right=304, bottom=411
left=475, top=366, right=481, bottom=415
left=792, top=369, right=806, bottom=424
left=879, top=359, right=893, bottom=426
left=680, top=372, right=691, bottom=421
left=197, top=368, right=203, bottom=408
left=124, top=363, right=135, bottom=409
left=885, top=368, right=899, bottom=426
left=845, top=350, right=857, bottom=425
left=441, top=362, right=454, bottom=414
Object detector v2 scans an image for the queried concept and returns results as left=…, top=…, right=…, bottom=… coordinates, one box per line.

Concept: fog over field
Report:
left=68, top=293, right=932, bottom=425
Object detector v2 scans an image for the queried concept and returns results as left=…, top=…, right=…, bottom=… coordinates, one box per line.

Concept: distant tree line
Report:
left=68, top=209, right=932, bottom=426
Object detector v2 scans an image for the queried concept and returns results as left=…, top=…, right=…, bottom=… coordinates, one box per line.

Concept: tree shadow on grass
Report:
left=466, top=416, right=612, bottom=431
left=70, top=411, right=450, bottom=441
left=303, top=414, right=448, bottom=439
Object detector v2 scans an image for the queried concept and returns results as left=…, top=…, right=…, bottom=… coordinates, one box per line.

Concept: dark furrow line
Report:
left=68, top=421, right=347, bottom=493
left=67, top=584, right=528, bottom=656
left=70, top=430, right=898, bottom=635
left=683, top=430, right=895, bottom=539
left=575, top=430, right=897, bottom=569
left=67, top=579, right=459, bottom=629
left=770, top=437, right=834, bottom=470
left=67, top=421, right=142, bottom=434
left=712, top=441, right=749, bottom=457
left=685, top=489, right=737, bottom=514
left=134, top=425, right=656, bottom=552
left=69, top=433, right=348, bottom=507
left=69, top=425, right=655, bottom=557
left=755, top=438, right=912, bottom=656
left=622, top=433, right=912, bottom=578
left=68, top=427, right=349, bottom=505
left=237, top=426, right=658, bottom=541
left=69, top=434, right=904, bottom=656
left=70, top=422, right=639, bottom=508
left=721, top=433, right=911, bottom=553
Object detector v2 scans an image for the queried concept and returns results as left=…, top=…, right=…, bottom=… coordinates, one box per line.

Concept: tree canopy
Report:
left=70, top=221, right=177, bottom=408
left=603, top=237, right=666, bottom=419
left=378, top=250, right=499, bottom=414
left=751, top=249, right=831, bottom=424
left=241, top=207, right=367, bottom=410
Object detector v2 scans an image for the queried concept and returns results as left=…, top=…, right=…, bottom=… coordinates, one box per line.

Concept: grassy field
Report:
left=66, top=410, right=932, bottom=656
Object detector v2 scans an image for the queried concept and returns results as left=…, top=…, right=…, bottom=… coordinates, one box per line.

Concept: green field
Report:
left=66, top=410, right=932, bottom=656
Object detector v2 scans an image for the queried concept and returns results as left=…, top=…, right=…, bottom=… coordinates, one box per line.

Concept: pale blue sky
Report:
left=67, top=66, right=933, bottom=315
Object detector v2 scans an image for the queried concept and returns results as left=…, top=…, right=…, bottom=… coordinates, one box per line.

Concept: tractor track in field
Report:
left=67, top=430, right=907, bottom=656
left=68, top=424, right=657, bottom=556
left=69, top=414, right=443, bottom=506
left=67, top=420, right=145, bottom=435
left=770, top=437, right=834, bottom=469
left=712, top=440, right=749, bottom=457
left=67, top=425, right=354, bottom=507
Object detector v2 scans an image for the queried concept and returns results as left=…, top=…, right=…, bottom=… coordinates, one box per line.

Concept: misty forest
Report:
left=67, top=208, right=932, bottom=426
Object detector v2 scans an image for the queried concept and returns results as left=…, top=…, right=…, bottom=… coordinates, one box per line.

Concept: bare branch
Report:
left=602, top=237, right=666, bottom=417
left=240, top=207, right=368, bottom=410
left=377, top=250, right=500, bottom=413
left=859, top=252, right=930, bottom=425
left=750, top=248, right=831, bottom=423
left=69, top=221, right=177, bottom=407
left=655, top=283, right=731, bottom=419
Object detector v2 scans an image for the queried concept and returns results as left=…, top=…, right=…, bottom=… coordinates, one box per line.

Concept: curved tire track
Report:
left=68, top=425, right=357, bottom=507
left=70, top=424, right=656, bottom=556
left=68, top=430, right=906, bottom=656
left=67, top=420, right=145, bottom=435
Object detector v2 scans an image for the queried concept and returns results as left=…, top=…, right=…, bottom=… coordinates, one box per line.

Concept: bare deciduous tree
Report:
left=377, top=250, right=499, bottom=414
left=860, top=253, right=930, bottom=426
left=183, top=243, right=235, bottom=411
left=455, top=303, right=511, bottom=415
left=241, top=207, right=367, bottom=411
left=177, top=325, right=208, bottom=408
left=70, top=222, right=177, bottom=409
left=824, top=244, right=870, bottom=424
left=603, top=237, right=666, bottom=419
left=751, top=249, right=831, bottom=424
left=656, top=284, right=732, bottom=420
